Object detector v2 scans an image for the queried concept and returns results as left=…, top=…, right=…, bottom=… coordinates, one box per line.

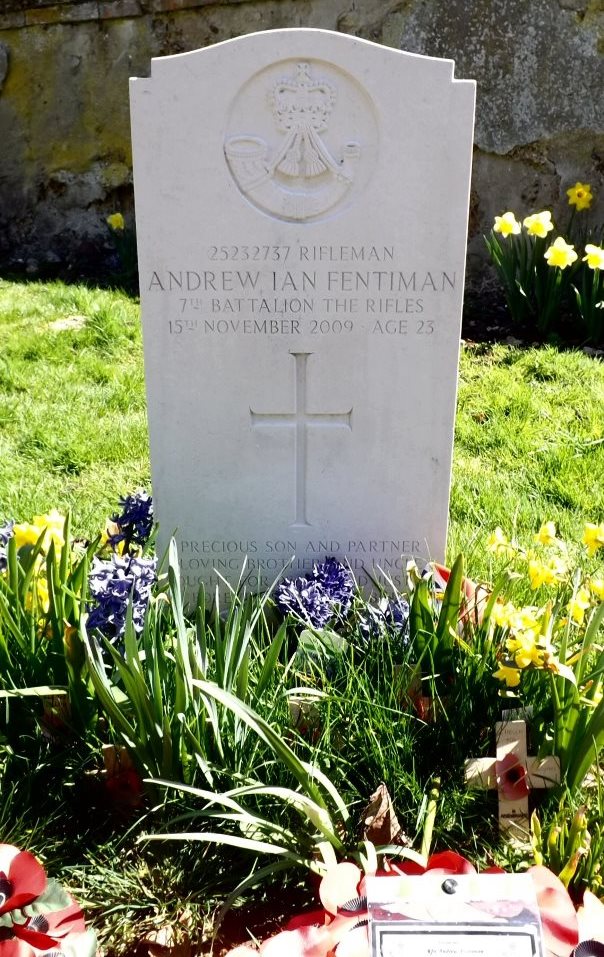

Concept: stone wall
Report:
left=0, top=0, right=602, bottom=303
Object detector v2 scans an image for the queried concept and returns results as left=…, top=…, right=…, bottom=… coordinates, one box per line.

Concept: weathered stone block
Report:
left=25, top=5, right=63, bottom=24
left=0, top=12, right=26, bottom=28
left=147, top=0, right=212, bottom=12
left=99, top=0, right=141, bottom=19
left=61, top=2, right=99, bottom=21
left=399, top=0, right=604, bottom=155
left=0, top=42, right=8, bottom=86
left=24, top=1, right=98, bottom=23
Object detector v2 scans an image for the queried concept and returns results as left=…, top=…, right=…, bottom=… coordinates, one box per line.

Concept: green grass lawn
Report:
left=450, top=341, right=604, bottom=574
left=0, top=280, right=150, bottom=532
left=1, top=279, right=603, bottom=567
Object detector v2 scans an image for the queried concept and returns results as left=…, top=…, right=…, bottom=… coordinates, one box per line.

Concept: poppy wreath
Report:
left=0, top=844, right=97, bottom=956
left=225, top=853, right=604, bottom=957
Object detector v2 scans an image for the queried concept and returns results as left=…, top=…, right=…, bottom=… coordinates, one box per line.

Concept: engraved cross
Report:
left=250, top=352, right=352, bottom=527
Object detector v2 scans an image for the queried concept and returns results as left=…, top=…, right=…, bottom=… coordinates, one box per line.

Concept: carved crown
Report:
left=269, top=62, right=336, bottom=133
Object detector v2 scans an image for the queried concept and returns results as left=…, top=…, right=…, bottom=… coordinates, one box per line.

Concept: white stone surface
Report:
left=130, top=29, right=475, bottom=598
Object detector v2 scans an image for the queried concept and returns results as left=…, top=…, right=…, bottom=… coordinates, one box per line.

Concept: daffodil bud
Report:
left=559, top=851, right=581, bottom=888
left=530, top=811, right=544, bottom=866
left=547, top=826, right=562, bottom=872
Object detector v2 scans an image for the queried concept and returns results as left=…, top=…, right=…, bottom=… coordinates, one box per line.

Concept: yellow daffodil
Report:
left=567, top=182, right=593, bottom=211
left=13, top=510, right=65, bottom=553
left=493, top=212, right=521, bottom=237
left=486, top=527, right=517, bottom=558
left=508, top=606, right=541, bottom=639
left=538, top=640, right=577, bottom=682
left=534, top=521, right=558, bottom=546
left=33, top=510, right=65, bottom=548
left=568, top=586, right=591, bottom=625
left=523, top=211, right=554, bottom=238
left=583, top=244, right=604, bottom=270
left=527, top=557, right=567, bottom=589
left=583, top=522, right=604, bottom=557
left=528, top=559, right=553, bottom=589
left=493, top=664, right=522, bottom=688
left=544, top=237, right=578, bottom=269
left=106, top=212, right=125, bottom=231
left=491, top=601, right=517, bottom=629
left=506, top=633, right=544, bottom=669
left=588, top=578, right=604, bottom=601
left=13, top=521, right=44, bottom=550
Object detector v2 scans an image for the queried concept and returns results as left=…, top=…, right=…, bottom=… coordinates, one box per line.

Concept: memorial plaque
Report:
left=367, top=873, right=545, bottom=957
left=130, top=29, right=475, bottom=599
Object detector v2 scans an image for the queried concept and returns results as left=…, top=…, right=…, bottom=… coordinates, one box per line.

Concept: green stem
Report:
left=421, top=777, right=441, bottom=860
left=566, top=695, right=604, bottom=794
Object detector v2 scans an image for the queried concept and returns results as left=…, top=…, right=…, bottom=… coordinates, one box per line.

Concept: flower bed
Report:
left=1, top=499, right=604, bottom=953
left=486, top=180, right=604, bottom=343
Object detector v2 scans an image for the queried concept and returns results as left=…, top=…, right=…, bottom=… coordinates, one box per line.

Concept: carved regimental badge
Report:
left=225, top=61, right=372, bottom=222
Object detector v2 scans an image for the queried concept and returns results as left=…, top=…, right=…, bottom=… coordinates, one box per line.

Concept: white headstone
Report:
left=130, top=29, right=475, bottom=599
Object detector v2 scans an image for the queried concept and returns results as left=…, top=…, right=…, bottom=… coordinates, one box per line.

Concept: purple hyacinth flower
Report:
left=385, top=597, right=410, bottom=633
left=0, top=520, right=14, bottom=573
left=275, top=576, right=334, bottom=629
left=108, top=490, right=153, bottom=551
left=313, top=557, right=355, bottom=614
left=275, top=557, right=355, bottom=628
left=88, top=553, right=157, bottom=645
left=359, top=596, right=410, bottom=643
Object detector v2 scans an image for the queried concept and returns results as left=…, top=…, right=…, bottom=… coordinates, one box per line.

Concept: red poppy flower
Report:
left=0, top=889, right=86, bottom=952
left=0, top=929, right=93, bottom=957
left=0, top=846, right=91, bottom=957
left=0, top=939, right=32, bottom=957
left=0, top=846, right=46, bottom=916
left=496, top=752, right=530, bottom=800
left=4, top=920, right=60, bottom=951
left=18, top=896, right=87, bottom=943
